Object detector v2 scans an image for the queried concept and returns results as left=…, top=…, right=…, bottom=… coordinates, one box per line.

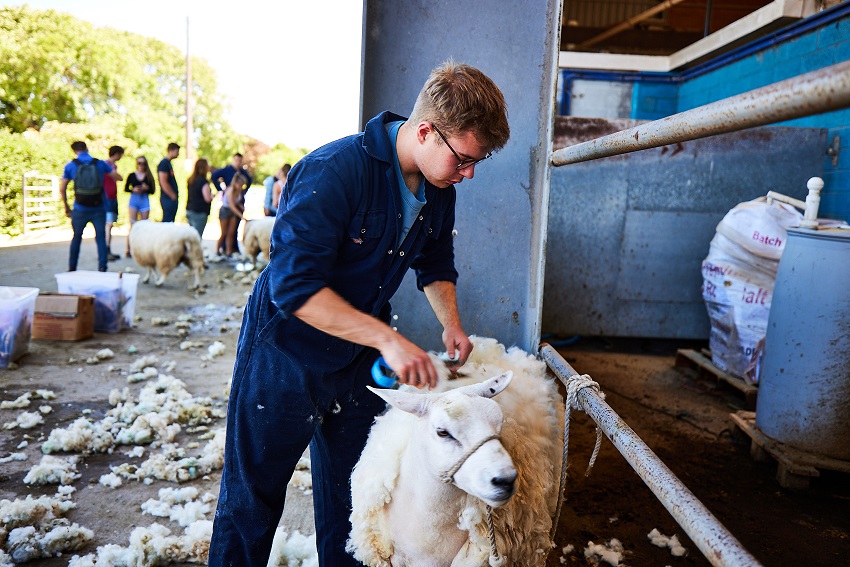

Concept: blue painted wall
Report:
left=678, top=11, right=850, bottom=221
left=563, top=5, right=850, bottom=220
left=631, top=81, right=678, bottom=120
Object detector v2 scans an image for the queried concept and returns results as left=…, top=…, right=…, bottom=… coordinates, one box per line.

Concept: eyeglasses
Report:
left=431, top=123, right=491, bottom=171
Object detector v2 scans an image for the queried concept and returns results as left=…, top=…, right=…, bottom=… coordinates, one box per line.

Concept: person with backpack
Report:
left=59, top=141, right=122, bottom=272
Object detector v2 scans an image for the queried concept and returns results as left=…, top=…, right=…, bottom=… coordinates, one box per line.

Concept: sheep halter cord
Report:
left=438, top=434, right=506, bottom=567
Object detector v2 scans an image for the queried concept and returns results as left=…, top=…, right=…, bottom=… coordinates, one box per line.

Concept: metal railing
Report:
left=541, top=57, right=850, bottom=567
left=540, top=57, right=850, bottom=567
left=541, top=344, right=763, bottom=567
left=551, top=60, right=850, bottom=166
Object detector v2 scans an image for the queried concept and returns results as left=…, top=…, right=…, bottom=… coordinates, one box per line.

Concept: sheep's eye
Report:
left=436, top=429, right=454, bottom=440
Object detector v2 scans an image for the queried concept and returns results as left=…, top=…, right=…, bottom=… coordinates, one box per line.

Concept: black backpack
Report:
left=73, top=158, right=104, bottom=207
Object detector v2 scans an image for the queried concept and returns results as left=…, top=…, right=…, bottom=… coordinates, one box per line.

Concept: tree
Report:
left=0, top=5, right=239, bottom=165
left=0, top=5, right=250, bottom=235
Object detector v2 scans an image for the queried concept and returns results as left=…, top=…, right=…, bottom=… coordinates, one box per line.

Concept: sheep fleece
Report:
left=348, top=336, right=565, bottom=566
left=128, top=220, right=204, bottom=287
left=242, top=217, right=275, bottom=263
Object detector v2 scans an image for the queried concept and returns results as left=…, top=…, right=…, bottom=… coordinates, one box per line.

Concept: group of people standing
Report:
left=60, top=140, right=290, bottom=272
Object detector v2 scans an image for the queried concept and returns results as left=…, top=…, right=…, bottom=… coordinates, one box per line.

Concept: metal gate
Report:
left=22, top=172, right=62, bottom=233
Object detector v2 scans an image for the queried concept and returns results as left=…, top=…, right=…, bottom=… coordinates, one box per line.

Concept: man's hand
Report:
left=442, top=325, right=473, bottom=370
left=423, top=281, right=472, bottom=371
left=380, top=336, right=438, bottom=389
left=63, top=204, right=72, bottom=219
left=293, top=287, right=439, bottom=389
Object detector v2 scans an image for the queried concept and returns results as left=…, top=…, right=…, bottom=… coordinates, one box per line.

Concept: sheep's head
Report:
left=370, top=371, right=517, bottom=507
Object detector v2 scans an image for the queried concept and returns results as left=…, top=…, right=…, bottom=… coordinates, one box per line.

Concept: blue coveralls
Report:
left=209, top=111, right=459, bottom=566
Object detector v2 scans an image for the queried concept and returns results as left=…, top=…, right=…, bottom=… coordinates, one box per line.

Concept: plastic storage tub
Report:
left=55, top=271, right=140, bottom=333
left=0, top=286, right=39, bottom=367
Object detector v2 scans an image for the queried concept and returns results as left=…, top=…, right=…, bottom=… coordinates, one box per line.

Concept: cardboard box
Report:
left=32, top=293, right=95, bottom=341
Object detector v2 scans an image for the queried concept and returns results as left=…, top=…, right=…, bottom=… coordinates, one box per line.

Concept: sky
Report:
left=11, top=0, right=364, bottom=150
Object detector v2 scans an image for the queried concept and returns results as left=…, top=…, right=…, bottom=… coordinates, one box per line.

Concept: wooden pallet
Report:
left=730, top=411, right=850, bottom=489
left=674, top=349, right=758, bottom=409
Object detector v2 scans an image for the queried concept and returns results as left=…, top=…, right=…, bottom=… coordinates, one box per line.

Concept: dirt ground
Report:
left=547, top=338, right=850, bottom=566
left=1, top=231, right=849, bottom=566
left=0, top=231, right=313, bottom=566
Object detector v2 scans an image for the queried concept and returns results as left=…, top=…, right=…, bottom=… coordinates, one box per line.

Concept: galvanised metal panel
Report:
left=544, top=117, right=826, bottom=339
left=617, top=210, right=719, bottom=304
left=361, top=0, right=563, bottom=353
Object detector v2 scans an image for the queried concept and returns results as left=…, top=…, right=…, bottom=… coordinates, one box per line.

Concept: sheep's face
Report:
left=372, top=372, right=518, bottom=508
left=429, top=393, right=517, bottom=507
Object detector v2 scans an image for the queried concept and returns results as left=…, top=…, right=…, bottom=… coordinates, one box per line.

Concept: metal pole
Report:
left=551, top=60, right=850, bottom=166
left=185, top=16, right=194, bottom=167
left=539, top=344, right=763, bottom=567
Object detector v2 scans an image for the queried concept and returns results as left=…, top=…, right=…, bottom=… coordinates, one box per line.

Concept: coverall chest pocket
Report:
left=343, top=210, right=387, bottom=261
left=424, top=213, right=443, bottom=240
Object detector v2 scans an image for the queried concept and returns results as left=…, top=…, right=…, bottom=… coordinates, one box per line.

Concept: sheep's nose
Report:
left=491, top=470, right=518, bottom=491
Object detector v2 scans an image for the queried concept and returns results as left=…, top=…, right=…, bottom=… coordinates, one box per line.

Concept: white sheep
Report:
left=348, top=337, right=564, bottom=566
left=128, top=220, right=205, bottom=289
left=241, top=217, right=275, bottom=267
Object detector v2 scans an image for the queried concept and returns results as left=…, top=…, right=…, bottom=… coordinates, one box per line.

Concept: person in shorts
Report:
left=103, top=145, right=124, bottom=261
left=185, top=158, right=213, bottom=238
left=124, top=155, right=156, bottom=258
left=216, top=172, right=247, bottom=258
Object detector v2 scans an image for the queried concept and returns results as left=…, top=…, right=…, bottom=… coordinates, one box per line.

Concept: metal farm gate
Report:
left=21, top=172, right=62, bottom=233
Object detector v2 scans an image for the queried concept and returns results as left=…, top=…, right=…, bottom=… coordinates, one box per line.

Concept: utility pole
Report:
left=185, top=16, right=194, bottom=171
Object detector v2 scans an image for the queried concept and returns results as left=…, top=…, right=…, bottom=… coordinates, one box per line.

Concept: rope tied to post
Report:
left=568, top=374, right=605, bottom=477
left=550, top=374, right=605, bottom=543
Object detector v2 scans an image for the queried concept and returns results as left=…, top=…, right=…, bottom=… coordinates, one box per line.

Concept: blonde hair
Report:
left=408, top=60, right=510, bottom=152
left=231, top=173, right=248, bottom=190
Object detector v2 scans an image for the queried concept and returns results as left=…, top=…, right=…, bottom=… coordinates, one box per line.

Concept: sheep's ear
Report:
left=457, top=371, right=513, bottom=399
left=367, top=386, right=430, bottom=417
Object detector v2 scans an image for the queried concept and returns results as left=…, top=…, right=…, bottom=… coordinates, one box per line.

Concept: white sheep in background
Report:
left=348, top=336, right=564, bottom=566
left=128, top=220, right=205, bottom=289
left=241, top=217, right=275, bottom=268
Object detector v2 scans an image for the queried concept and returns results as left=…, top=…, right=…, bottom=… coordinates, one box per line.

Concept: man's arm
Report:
left=294, top=288, right=439, bottom=388
left=59, top=178, right=72, bottom=218
left=158, top=171, right=177, bottom=200
left=102, top=161, right=122, bottom=181
left=423, top=280, right=473, bottom=368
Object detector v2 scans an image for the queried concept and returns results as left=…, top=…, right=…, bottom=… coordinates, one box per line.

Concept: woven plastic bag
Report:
left=700, top=199, right=801, bottom=384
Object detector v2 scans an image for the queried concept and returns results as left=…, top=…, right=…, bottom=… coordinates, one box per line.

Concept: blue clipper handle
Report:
left=371, top=356, right=398, bottom=388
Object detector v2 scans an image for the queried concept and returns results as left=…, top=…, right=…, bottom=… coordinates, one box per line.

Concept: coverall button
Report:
left=418, top=215, right=424, bottom=221
left=397, top=213, right=402, bottom=219
left=399, top=251, right=405, bottom=257
left=388, top=249, right=393, bottom=254
left=361, top=228, right=366, bottom=233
